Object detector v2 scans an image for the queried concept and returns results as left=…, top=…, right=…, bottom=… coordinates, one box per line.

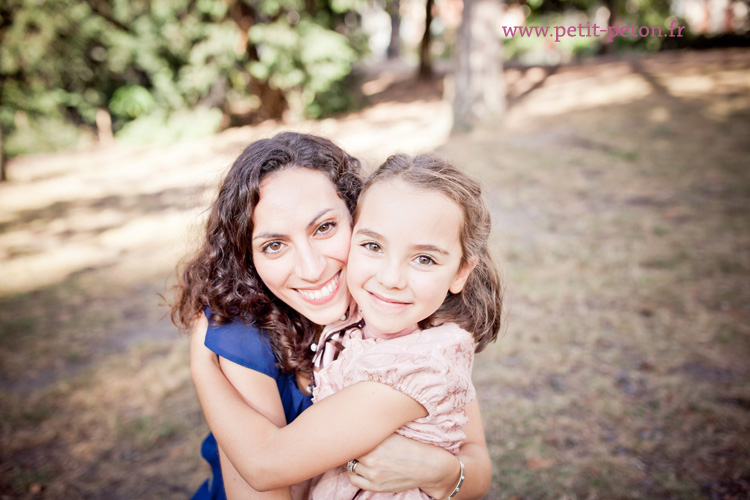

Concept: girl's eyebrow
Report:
left=253, top=208, right=336, bottom=241
left=412, top=244, right=449, bottom=255
left=355, top=228, right=450, bottom=255
left=355, top=228, right=385, bottom=240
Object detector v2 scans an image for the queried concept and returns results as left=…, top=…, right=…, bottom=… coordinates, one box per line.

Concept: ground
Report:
left=0, top=48, right=749, bottom=499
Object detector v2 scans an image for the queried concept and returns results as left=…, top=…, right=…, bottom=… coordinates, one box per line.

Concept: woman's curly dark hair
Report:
left=171, top=132, right=362, bottom=374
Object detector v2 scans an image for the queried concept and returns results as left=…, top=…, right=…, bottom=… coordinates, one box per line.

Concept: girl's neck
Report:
left=362, top=323, right=420, bottom=341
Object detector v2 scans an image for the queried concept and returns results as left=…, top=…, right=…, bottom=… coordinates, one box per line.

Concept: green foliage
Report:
left=115, top=107, right=223, bottom=146
left=109, top=86, right=156, bottom=119
left=1, top=0, right=365, bottom=158
left=249, top=17, right=358, bottom=117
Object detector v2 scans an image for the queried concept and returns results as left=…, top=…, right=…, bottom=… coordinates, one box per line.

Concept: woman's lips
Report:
left=296, top=272, right=341, bottom=304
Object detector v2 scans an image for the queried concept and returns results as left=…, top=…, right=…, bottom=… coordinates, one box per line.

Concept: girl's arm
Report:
left=190, top=316, right=293, bottom=500
left=346, top=399, right=492, bottom=499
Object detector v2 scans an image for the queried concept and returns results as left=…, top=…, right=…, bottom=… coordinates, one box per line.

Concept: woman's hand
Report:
left=346, top=434, right=451, bottom=493
left=347, top=399, right=491, bottom=500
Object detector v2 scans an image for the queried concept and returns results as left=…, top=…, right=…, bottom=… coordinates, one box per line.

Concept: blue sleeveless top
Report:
left=191, top=313, right=313, bottom=500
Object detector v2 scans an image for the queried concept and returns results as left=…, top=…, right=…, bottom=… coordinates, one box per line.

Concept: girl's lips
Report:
left=296, top=272, right=341, bottom=304
left=367, top=290, right=410, bottom=308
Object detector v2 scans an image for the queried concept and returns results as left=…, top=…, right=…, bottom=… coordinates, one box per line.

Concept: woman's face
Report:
left=252, top=167, right=352, bottom=326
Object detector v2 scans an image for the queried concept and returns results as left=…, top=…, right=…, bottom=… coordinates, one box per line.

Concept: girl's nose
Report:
left=377, top=258, right=407, bottom=290
left=295, top=242, right=327, bottom=282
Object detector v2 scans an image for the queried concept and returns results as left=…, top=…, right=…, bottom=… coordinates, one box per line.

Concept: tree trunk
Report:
left=452, top=0, right=505, bottom=132
left=227, top=0, right=286, bottom=121
left=0, top=124, right=6, bottom=182
left=418, top=0, right=435, bottom=79
left=387, top=0, right=401, bottom=59
left=95, top=108, right=114, bottom=146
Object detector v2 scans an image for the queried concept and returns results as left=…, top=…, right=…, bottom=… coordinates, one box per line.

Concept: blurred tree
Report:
left=418, top=0, right=435, bottom=78
left=452, top=0, right=505, bottom=131
left=387, top=0, right=401, bottom=59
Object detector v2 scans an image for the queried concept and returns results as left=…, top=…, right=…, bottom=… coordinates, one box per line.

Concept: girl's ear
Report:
left=449, top=256, right=478, bottom=294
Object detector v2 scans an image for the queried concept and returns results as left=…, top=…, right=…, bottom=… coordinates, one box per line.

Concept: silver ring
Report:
left=346, top=459, right=359, bottom=475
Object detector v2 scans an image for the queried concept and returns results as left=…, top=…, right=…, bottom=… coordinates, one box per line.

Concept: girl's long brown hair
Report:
left=357, top=153, right=503, bottom=352
left=171, top=132, right=362, bottom=374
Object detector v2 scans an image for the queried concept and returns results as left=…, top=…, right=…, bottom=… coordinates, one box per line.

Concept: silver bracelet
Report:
left=447, top=456, right=465, bottom=499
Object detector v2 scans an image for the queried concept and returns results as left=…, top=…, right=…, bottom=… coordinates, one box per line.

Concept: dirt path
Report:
left=1, top=48, right=749, bottom=499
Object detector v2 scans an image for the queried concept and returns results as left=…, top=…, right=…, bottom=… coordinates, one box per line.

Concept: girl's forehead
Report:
left=359, top=178, right=456, bottom=212
left=355, top=179, right=463, bottom=234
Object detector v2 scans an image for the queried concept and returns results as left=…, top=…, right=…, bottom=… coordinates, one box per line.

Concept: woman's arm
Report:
left=190, top=316, right=293, bottom=500
left=345, top=398, right=492, bottom=499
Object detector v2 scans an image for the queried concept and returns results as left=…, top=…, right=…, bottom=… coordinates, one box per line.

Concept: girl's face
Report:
left=252, top=167, right=352, bottom=326
left=347, top=179, right=473, bottom=339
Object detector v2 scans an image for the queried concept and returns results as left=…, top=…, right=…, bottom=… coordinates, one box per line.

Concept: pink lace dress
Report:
left=309, top=322, right=476, bottom=500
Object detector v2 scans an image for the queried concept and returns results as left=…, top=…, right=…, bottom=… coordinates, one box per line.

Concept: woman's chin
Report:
left=293, top=292, right=351, bottom=326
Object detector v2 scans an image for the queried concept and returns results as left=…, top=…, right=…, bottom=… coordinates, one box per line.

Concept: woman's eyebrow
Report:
left=253, top=208, right=336, bottom=241
left=252, top=231, right=283, bottom=241
left=307, top=209, right=336, bottom=230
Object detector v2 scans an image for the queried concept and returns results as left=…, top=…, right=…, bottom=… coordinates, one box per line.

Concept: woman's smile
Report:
left=296, top=271, right=342, bottom=304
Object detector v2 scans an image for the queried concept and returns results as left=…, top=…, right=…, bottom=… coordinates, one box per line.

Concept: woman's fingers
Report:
left=346, top=462, right=382, bottom=492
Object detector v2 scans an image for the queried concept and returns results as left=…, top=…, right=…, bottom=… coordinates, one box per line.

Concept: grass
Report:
left=1, top=48, right=749, bottom=499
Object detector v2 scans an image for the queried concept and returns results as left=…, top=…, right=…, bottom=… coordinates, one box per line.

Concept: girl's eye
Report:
left=261, top=241, right=285, bottom=254
left=415, top=255, right=436, bottom=265
left=363, top=242, right=382, bottom=253
left=316, top=221, right=337, bottom=235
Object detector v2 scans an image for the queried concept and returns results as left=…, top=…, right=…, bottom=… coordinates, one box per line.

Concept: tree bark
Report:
left=227, top=0, right=286, bottom=121
left=387, top=0, right=401, bottom=59
left=452, top=0, right=505, bottom=131
left=418, top=0, right=435, bottom=79
left=0, top=124, right=6, bottom=182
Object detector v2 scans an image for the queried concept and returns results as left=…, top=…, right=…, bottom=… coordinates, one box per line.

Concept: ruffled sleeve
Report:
left=330, top=324, right=475, bottom=417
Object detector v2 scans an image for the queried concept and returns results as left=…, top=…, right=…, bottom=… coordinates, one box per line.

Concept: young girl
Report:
left=196, top=153, right=502, bottom=499
left=308, top=153, right=502, bottom=499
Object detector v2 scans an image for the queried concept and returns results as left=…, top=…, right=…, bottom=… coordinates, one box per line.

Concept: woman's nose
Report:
left=295, top=242, right=327, bottom=282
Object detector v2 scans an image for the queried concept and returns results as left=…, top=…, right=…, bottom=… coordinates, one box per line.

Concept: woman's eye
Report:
left=262, top=241, right=284, bottom=254
left=316, top=221, right=336, bottom=235
left=363, top=242, right=382, bottom=253
left=415, top=255, right=435, bottom=265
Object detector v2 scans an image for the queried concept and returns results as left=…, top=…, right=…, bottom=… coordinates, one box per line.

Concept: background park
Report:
left=1, top=0, right=749, bottom=498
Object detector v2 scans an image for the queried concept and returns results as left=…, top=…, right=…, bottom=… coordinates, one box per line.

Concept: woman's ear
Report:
left=449, top=256, right=478, bottom=294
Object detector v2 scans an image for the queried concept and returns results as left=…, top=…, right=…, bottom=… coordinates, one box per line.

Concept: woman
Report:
left=173, top=132, right=492, bottom=499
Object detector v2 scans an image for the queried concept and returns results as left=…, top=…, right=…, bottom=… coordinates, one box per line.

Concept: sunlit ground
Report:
left=1, top=48, right=749, bottom=499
